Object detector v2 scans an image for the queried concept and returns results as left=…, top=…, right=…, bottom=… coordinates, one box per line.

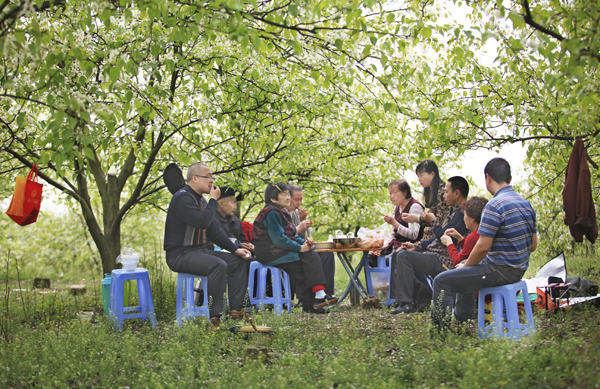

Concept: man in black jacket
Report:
left=164, top=163, right=251, bottom=330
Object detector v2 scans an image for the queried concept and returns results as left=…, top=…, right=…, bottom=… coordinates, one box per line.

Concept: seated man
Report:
left=208, top=186, right=254, bottom=254
left=431, top=158, right=537, bottom=334
left=164, top=163, right=251, bottom=330
left=390, top=176, right=471, bottom=315
left=287, top=184, right=336, bottom=302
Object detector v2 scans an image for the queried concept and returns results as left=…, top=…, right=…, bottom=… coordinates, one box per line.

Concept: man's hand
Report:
left=241, top=243, right=254, bottom=252
left=234, top=248, right=251, bottom=259
left=298, top=207, right=308, bottom=221
left=402, top=213, right=419, bottom=223
left=210, top=185, right=221, bottom=200
left=423, top=209, right=436, bottom=223
left=455, top=263, right=466, bottom=269
left=401, top=242, right=416, bottom=251
left=383, top=214, right=400, bottom=228
left=300, top=242, right=311, bottom=252
left=440, top=235, right=453, bottom=246
left=371, top=249, right=382, bottom=257
left=297, top=219, right=312, bottom=233
left=305, top=237, right=315, bottom=246
left=444, top=228, right=463, bottom=241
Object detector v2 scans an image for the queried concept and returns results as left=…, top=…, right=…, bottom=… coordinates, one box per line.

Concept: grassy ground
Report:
left=1, top=254, right=600, bottom=388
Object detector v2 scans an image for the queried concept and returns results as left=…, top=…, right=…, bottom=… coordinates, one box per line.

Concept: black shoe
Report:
left=303, top=306, right=329, bottom=314
left=314, top=294, right=339, bottom=309
left=391, top=302, right=416, bottom=315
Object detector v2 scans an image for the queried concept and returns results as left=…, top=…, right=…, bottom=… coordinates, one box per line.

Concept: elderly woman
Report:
left=370, top=179, right=424, bottom=265
left=253, top=182, right=337, bottom=313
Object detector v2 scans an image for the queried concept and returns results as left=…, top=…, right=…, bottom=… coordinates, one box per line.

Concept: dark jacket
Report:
left=207, top=212, right=247, bottom=250
left=562, top=139, right=598, bottom=244
left=164, top=185, right=238, bottom=260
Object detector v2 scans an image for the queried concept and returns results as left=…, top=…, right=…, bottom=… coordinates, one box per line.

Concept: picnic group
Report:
left=164, top=157, right=537, bottom=334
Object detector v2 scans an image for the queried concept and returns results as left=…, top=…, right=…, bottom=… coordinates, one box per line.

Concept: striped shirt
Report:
left=478, top=186, right=537, bottom=270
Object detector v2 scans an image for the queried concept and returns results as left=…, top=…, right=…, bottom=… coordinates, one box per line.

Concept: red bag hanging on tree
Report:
left=6, top=164, right=43, bottom=226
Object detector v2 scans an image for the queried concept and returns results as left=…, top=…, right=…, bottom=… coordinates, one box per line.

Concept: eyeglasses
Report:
left=193, top=175, right=214, bottom=180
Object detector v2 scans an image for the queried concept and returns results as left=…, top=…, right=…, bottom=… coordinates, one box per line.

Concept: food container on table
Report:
left=333, top=231, right=358, bottom=249
left=313, top=242, right=334, bottom=250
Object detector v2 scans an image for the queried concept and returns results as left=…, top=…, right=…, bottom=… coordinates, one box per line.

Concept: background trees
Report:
left=1, top=0, right=598, bottom=275
left=1, top=0, right=441, bottom=274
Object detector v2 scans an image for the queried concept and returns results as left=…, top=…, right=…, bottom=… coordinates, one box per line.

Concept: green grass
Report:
left=1, top=253, right=600, bottom=388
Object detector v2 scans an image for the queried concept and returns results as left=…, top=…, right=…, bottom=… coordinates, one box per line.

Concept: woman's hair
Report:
left=264, top=182, right=288, bottom=204
left=415, top=160, right=443, bottom=207
left=460, top=196, right=489, bottom=224
left=389, top=179, right=412, bottom=200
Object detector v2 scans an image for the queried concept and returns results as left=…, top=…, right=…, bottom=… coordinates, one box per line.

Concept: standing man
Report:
left=287, top=184, right=336, bottom=300
left=431, top=158, right=537, bottom=334
left=164, top=163, right=251, bottom=330
left=390, top=176, right=471, bottom=315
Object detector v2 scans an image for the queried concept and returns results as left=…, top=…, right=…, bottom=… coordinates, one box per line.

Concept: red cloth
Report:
left=446, top=231, right=480, bottom=266
left=241, top=221, right=254, bottom=243
left=562, top=139, right=598, bottom=243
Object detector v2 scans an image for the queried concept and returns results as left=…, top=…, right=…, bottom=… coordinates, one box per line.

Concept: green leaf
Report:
left=83, top=147, right=95, bottom=161
left=289, top=4, right=298, bottom=16
left=109, top=66, right=121, bottom=82
left=335, top=39, right=343, bottom=51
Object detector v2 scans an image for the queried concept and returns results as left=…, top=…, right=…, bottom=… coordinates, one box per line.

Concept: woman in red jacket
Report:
left=440, top=196, right=488, bottom=266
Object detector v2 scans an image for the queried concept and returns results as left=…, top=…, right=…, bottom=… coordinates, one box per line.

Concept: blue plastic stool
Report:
left=248, top=261, right=292, bottom=315
left=364, top=255, right=395, bottom=305
left=176, top=273, right=209, bottom=326
left=109, top=268, right=156, bottom=331
left=478, top=280, right=535, bottom=341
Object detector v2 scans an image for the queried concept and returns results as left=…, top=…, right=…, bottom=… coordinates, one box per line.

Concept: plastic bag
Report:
left=357, top=224, right=392, bottom=249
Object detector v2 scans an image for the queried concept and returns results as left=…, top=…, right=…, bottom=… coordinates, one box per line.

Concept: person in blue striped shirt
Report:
left=431, top=158, right=537, bottom=334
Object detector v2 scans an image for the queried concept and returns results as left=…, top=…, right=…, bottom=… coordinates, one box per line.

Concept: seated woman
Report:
left=253, top=182, right=337, bottom=313
left=401, top=160, right=449, bottom=243
left=440, top=196, right=489, bottom=265
left=370, top=179, right=424, bottom=265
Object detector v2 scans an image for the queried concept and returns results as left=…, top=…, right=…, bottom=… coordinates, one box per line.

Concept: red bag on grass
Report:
left=6, top=164, right=43, bottom=226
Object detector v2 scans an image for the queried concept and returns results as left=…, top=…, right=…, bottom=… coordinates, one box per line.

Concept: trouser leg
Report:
left=209, top=250, right=248, bottom=312
left=167, top=250, right=227, bottom=318
left=391, top=250, right=446, bottom=304
left=167, top=249, right=247, bottom=317
left=276, top=250, right=327, bottom=308
left=318, top=252, right=335, bottom=296
left=431, top=262, right=525, bottom=331
left=454, top=292, right=477, bottom=324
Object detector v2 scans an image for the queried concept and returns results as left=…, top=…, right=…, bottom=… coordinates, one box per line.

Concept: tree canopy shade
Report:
left=2, top=0, right=599, bottom=275
left=0, top=0, right=443, bottom=274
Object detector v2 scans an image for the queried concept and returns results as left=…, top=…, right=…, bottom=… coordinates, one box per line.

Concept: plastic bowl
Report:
left=313, top=242, right=334, bottom=250
left=122, top=257, right=138, bottom=271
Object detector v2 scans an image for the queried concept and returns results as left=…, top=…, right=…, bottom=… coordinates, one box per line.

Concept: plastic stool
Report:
left=478, top=280, right=535, bottom=341
left=364, top=255, right=395, bottom=305
left=176, top=273, right=209, bottom=326
left=248, top=261, right=292, bottom=315
left=109, top=268, right=156, bottom=331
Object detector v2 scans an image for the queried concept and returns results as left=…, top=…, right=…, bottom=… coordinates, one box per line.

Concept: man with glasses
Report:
left=164, top=162, right=251, bottom=330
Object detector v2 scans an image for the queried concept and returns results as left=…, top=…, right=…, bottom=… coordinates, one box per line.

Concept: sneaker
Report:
left=391, top=302, right=416, bottom=315
left=314, top=294, right=339, bottom=309
left=302, top=306, right=329, bottom=314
